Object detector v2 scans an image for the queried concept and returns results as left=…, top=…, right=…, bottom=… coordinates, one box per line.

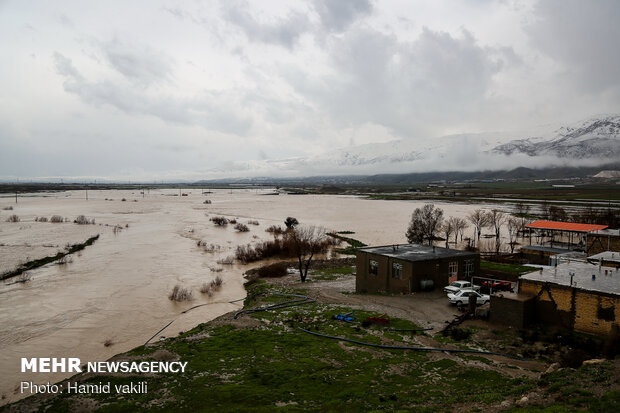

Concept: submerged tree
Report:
left=453, top=217, right=467, bottom=243
left=487, top=209, right=506, bottom=240
left=406, top=204, right=444, bottom=245
left=441, top=220, right=454, bottom=248
left=467, top=209, right=489, bottom=247
left=286, top=225, right=327, bottom=282
left=514, top=202, right=531, bottom=238
left=507, top=217, right=520, bottom=253
left=284, top=216, right=299, bottom=229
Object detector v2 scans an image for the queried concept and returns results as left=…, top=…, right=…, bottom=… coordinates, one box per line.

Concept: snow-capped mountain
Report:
left=206, top=115, right=620, bottom=178
left=492, top=115, right=620, bottom=159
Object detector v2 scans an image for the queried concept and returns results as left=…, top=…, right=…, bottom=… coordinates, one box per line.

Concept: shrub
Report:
left=229, top=218, right=237, bottom=224
left=201, top=243, right=221, bottom=252
left=211, top=276, right=223, bottom=288
left=168, top=285, right=193, bottom=301
left=234, top=223, right=250, bottom=232
left=209, top=266, right=223, bottom=272
left=2, top=206, right=13, bottom=210
left=74, top=215, right=95, bottom=225
left=210, top=216, right=229, bottom=226
left=200, top=283, right=213, bottom=296
left=216, top=256, right=235, bottom=265
left=36, top=216, right=48, bottom=222
left=16, top=272, right=31, bottom=283
left=235, top=244, right=262, bottom=263
left=234, top=233, right=334, bottom=264
left=121, top=198, right=127, bottom=202
left=104, top=339, right=114, bottom=347
left=5, top=214, right=19, bottom=223
left=203, top=200, right=212, bottom=204
left=247, top=220, right=259, bottom=225
left=256, top=262, right=289, bottom=278
left=265, top=225, right=284, bottom=235
left=57, top=255, right=73, bottom=265
left=50, top=215, right=64, bottom=223
left=450, top=328, right=473, bottom=341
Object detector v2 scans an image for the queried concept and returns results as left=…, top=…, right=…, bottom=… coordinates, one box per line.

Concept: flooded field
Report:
left=0, top=189, right=504, bottom=403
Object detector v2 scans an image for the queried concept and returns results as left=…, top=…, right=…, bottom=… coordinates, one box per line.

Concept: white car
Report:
left=447, top=290, right=490, bottom=306
left=444, top=281, right=480, bottom=295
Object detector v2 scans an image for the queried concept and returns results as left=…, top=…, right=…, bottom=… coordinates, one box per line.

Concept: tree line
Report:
left=405, top=202, right=619, bottom=254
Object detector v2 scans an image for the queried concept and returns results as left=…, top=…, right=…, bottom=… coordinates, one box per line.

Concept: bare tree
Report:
left=494, top=237, right=503, bottom=254
left=507, top=217, right=520, bottom=253
left=406, top=204, right=444, bottom=245
left=453, top=217, right=467, bottom=243
left=487, top=209, right=506, bottom=240
left=513, top=203, right=531, bottom=238
left=548, top=205, right=568, bottom=221
left=467, top=209, right=489, bottom=247
left=540, top=202, right=551, bottom=220
left=441, top=220, right=454, bottom=248
left=286, top=225, right=327, bottom=283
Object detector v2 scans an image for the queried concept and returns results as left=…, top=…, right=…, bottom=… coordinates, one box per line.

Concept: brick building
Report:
left=355, top=244, right=479, bottom=294
left=587, top=229, right=620, bottom=255
left=518, top=261, right=620, bottom=336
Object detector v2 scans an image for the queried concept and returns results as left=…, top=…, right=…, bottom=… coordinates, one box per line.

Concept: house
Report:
left=518, top=261, right=620, bottom=336
left=587, top=251, right=620, bottom=268
left=355, top=244, right=479, bottom=294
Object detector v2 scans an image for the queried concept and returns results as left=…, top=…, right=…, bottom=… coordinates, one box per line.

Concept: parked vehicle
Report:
left=480, top=281, right=514, bottom=294
left=447, top=290, right=490, bottom=306
left=443, top=280, right=480, bottom=295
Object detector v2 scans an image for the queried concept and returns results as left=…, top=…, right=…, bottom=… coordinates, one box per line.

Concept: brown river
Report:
left=0, top=189, right=505, bottom=403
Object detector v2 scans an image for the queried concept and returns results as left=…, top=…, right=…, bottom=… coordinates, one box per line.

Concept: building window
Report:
left=392, top=262, right=403, bottom=279
left=464, top=260, right=474, bottom=278
left=369, top=260, right=378, bottom=275
left=449, top=261, right=458, bottom=278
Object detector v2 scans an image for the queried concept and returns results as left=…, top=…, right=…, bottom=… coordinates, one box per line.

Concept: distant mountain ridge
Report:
left=492, top=115, right=620, bottom=159
left=202, top=115, right=620, bottom=179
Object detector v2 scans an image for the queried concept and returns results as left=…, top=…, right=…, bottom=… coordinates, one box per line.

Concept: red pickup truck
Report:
left=480, top=281, right=513, bottom=294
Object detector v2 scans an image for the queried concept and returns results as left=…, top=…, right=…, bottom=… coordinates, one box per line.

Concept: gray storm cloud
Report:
left=0, top=0, right=619, bottom=180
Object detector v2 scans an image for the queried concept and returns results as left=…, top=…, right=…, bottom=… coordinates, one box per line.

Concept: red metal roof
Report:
left=525, top=220, right=608, bottom=232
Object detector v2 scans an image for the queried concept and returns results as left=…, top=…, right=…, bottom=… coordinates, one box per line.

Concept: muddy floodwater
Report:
left=0, top=189, right=505, bottom=403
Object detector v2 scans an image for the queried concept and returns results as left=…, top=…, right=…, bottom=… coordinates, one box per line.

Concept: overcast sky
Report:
left=1, top=0, right=619, bottom=180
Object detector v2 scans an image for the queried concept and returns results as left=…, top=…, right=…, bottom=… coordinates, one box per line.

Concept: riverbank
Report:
left=4, top=266, right=618, bottom=412
left=1, top=235, right=99, bottom=281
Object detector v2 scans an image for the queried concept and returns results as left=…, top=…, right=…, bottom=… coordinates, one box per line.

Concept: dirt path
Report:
left=274, top=275, right=459, bottom=331
left=265, top=273, right=546, bottom=378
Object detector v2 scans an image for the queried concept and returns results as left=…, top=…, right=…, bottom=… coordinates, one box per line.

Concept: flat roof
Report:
left=521, top=261, right=620, bottom=295
left=525, top=220, right=608, bottom=233
left=521, top=245, right=570, bottom=254
left=357, top=244, right=477, bottom=262
left=492, top=292, right=536, bottom=302
left=588, top=251, right=620, bottom=264
left=590, top=229, right=620, bottom=237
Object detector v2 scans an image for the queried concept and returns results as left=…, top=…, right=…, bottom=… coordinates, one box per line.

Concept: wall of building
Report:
left=587, top=234, right=620, bottom=255
left=355, top=251, right=479, bottom=294
left=520, top=280, right=620, bottom=336
left=520, top=247, right=558, bottom=265
left=489, top=294, right=535, bottom=329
